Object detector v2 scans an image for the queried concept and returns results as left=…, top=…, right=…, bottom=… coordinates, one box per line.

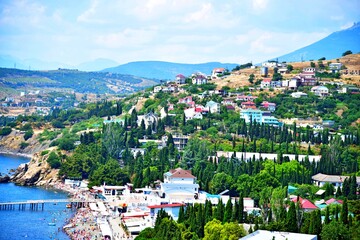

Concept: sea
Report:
left=0, top=153, right=74, bottom=240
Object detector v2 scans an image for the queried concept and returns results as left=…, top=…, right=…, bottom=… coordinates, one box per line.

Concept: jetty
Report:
left=0, top=198, right=100, bottom=211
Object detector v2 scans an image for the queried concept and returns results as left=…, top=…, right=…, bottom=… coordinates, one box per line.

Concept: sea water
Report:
left=0, top=153, right=74, bottom=240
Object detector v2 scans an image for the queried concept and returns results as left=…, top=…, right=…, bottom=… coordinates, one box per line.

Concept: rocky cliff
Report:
left=11, top=151, right=61, bottom=186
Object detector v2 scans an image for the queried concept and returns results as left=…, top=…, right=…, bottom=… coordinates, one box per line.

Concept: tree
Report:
left=287, top=64, right=294, bottom=72
left=320, top=221, right=351, bottom=240
left=248, top=74, right=255, bottom=84
left=310, top=62, right=316, bottom=68
left=223, top=198, right=233, bottom=223
left=203, top=219, right=222, bottom=240
left=286, top=202, right=298, bottom=232
left=342, top=50, right=352, bottom=56
left=340, top=198, right=349, bottom=225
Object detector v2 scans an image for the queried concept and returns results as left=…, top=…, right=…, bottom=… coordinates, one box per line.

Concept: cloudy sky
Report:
left=0, top=0, right=359, bottom=66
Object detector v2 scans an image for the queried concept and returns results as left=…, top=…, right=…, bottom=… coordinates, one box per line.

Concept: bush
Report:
left=58, top=138, right=75, bottom=151
left=0, top=127, right=12, bottom=136
left=19, top=141, right=29, bottom=149
left=52, top=120, right=65, bottom=128
left=20, top=123, right=32, bottom=131
left=47, top=151, right=61, bottom=169
left=41, top=150, right=50, bottom=156
left=24, top=130, right=34, bottom=141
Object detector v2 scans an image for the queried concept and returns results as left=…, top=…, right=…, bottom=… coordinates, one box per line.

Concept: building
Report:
left=137, top=112, right=158, bottom=129
left=260, top=78, right=272, bottom=88
left=341, top=85, right=360, bottom=94
left=212, top=68, right=226, bottom=78
left=291, top=196, right=318, bottom=212
left=236, top=95, right=258, bottom=102
left=241, top=101, right=257, bottom=109
left=205, top=101, right=220, bottom=114
left=291, top=92, right=308, bottom=98
left=311, top=86, right=329, bottom=97
left=178, top=96, right=195, bottom=107
left=312, top=173, right=360, bottom=188
left=241, top=230, right=317, bottom=240
left=184, top=108, right=203, bottom=121
left=260, top=101, right=276, bottom=112
left=329, top=63, right=342, bottom=73
left=240, top=109, right=263, bottom=123
left=175, top=74, right=186, bottom=84
left=192, top=72, right=208, bottom=85
left=160, top=168, right=199, bottom=202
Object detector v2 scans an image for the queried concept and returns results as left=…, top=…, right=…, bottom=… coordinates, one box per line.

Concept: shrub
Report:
left=20, top=141, right=29, bottom=149
left=47, top=151, right=61, bottom=169
left=24, top=130, right=34, bottom=141
left=41, top=150, right=50, bottom=156
left=0, top=127, right=12, bottom=136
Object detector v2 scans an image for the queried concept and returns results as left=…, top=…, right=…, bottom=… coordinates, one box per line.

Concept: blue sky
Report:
left=0, top=0, right=359, bottom=66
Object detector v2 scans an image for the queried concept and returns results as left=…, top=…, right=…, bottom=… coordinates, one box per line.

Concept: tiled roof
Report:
left=292, top=197, right=317, bottom=209
left=168, top=168, right=196, bottom=179
left=312, top=173, right=360, bottom=183
left=148, top=203, right=184, bottom=209
left=325, top=198, right=343, bottom=205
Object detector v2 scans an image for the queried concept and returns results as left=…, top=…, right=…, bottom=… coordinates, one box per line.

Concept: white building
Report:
left=241, top=230, right=317, bottom=240
left=160, top=168, right=199, bottom=202
left=312, top=173, right=360, bottom=188
left=311, top=86, right=329, bottom=97
left=205, top=101, right=220, bottom=114
left=291, top=92, right=308, bottom=98
left=137, top=112, right=158, bottom=129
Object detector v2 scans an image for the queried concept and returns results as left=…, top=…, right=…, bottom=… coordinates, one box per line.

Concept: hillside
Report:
left=0, top=68, right=158, bottom=95
left=102, top=61, right=238, bottom=80
left=274, top=22, right=360, bottom=62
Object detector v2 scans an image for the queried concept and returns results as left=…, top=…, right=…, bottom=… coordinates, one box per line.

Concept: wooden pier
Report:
left=0, top=199, right=98, bottom=211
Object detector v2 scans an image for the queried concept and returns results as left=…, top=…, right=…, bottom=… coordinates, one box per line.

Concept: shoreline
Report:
left=0, top=150, right=33, bottom=159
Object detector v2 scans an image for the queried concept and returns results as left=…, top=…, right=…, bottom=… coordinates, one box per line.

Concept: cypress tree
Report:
left=335, top=204, right=339, bottom=221
left=239, top=194, right=244, bottom=223
left=324, top=206, right=330, bottom=224
left=349, top=175, right=357, bottom=200
left=340, top=198, right=348, bottom=225
left=204, top=199, right=213, bottom=223
left=286, top=202, right=298, bottom=232
left=232, top=199, right=239, bottom=222
left=215, top=199, right=224, bottom=222
left=178, top=205, right=185, bottom=223
left=223, top=198, right=233, bottom=223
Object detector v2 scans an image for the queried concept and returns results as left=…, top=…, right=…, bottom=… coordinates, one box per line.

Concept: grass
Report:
left=4, top=77, right=57, bottom=84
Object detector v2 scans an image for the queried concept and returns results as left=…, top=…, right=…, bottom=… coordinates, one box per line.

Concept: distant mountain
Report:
left=0, top=68, right=158, bottom=94
left=274, top=22, right=360, bottom=62
left=76, top=58, right=119, bottom=72
left=102, top=61, right=239, bottom=80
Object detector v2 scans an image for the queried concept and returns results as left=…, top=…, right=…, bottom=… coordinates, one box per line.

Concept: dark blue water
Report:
left=0, top=153, right=73, bottom=240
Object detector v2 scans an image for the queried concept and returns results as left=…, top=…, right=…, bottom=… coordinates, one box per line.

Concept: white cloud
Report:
left=252, top=0, right=269, bottom=12
left=77, top=0, right=106, bottom=24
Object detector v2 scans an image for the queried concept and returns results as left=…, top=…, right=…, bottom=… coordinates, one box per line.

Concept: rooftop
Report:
left=240, top=230, right=317, bottom=240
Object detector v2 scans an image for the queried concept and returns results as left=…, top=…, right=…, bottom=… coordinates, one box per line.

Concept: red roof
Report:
left=147, top=203, right=185, bottom=209
left=168, top=168, right=196, bottom=179
left=176, top=74, right=185, bottom=78
left=292, top=197, right=317, bottom=209
left=325, top=198, right=343, bottom=205
left=262, top=78, right=271, bottom=82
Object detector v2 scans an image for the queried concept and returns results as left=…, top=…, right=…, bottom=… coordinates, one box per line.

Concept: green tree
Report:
left=248, top=74, right=255, bottom=84
left=286, top=202, right=298, bottom=232
left=342, top=50, right=352, bottom=56
left=223, top=198, right=233, bottom=223
left=320, top=221, right=351, bottom=240
left=340, top=198, right=349, bottom=225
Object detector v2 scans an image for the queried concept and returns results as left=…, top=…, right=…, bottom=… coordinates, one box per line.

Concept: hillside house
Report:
left=192, top=72, right=208, bottom=85
left=211, top=68, right=226, bottom=78
left=329, top=63, right=342, bottom=73
left=260, top=101, right=276, bottom=112
left=291, top=92, right=308, bottom=98
left=178, top=96, right=195, bottom=108
left=341, top=85, right=359, bottom=94
left=291, top=196, right=318, bottom=212
left=153, top=86, right=162, bottom=93
left=161, top=168, right=199, bottom=202
left=311, top=86, right=329, bottom=97
left=240, top=109, right=281, bottom=126
left=205, top=101, right=220, bottom=114
left=241, top=101, right=257, bottom=109
left=137, top=112, right=158, bottom=129
left=184, top=108, right=203, bottom=121
left=260, top=78, right=272, bottom=88
left=175, top=74, right=186, bottom=84
left=312, top=173, right=360, bottom=188
left=236, top=95, right=258, bottom=102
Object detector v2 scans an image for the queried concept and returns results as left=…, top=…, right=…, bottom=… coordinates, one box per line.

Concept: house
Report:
left=240, top=109, right=263, bottom=123
left=278, top=67, right=288, bottom=74
left=221, top=99, right=235, bottom=107
left=160, top=168, right=199, bottom=202
left=178, top=96, right=195, bottom=108
left=311, top=86, right=329, bottom=97
left=175, top=74, right=186, bottom=84
left=291, top=196, right=318, bottom=212
left=241, top=101, right=256, bottom=109
left=341, top=85, right=360, bottom=94
left=282, top=77, right=300, bottom=89
left=312, top=173, right=360, bottom=188
left=260, top=101, right=276, bottom=112
left=148, top=203, right=184, bottom=220
left=130, top=148, right=146, bottom=157
left=322, top=120, right=335, bottom=128
left=262, top=116, right=282, bottom=127
left=184, top=108, right=203, bottom=121
left=153, top=86, right=163, bottom=93
left=137, top=112, right=158, bottom=129
left=260, top=78, right=272, bottom=88
left=325, top=198, right=343, bottom=205
left=172, top=133, right=189, bottom=150
left=226, top=105, right=235, bottom=111
left=291, top=92, right=308, bottom=98
left=329, top=63, right=342, bottom=73
left=241, top=230, right=317, bottom=240
left=236, top=95, right=258, bottom=102
left=299, top=69, right=316, bottom=86
left=212, top=68, right=226, bottom=78
left=192, top=72, right=208, bottom=85
left=303, top=67, right=316, bottom=73
left=205, top=101, right=220, bottom=114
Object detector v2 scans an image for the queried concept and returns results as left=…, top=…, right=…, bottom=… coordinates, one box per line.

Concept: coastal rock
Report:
left=12, top=152, right=60, bottom=186
left=0, top=174, right=10, bottom=183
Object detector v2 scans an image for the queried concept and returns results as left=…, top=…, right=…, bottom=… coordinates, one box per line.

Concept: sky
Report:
left=0, top=0, right=359, bottom=66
